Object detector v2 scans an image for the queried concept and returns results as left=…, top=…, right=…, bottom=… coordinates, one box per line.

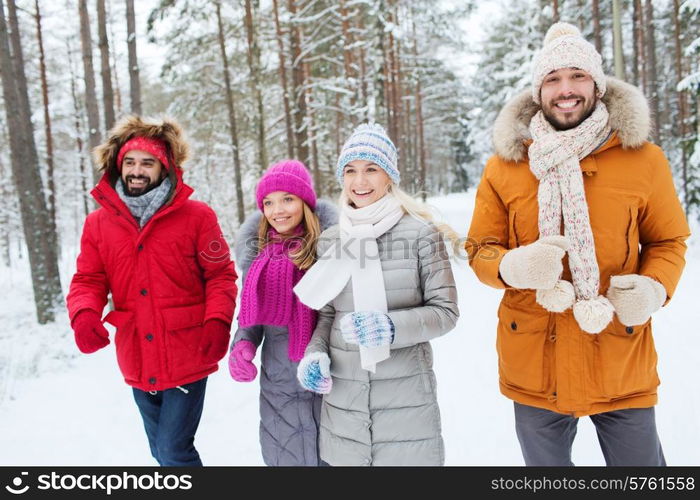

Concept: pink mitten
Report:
left=228, top=340, right=258, bottom=382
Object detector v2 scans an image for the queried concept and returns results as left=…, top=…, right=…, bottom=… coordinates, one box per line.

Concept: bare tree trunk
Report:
left=67, top=39, right=90, bottom=218
left=390, top=3, right=404, bottom=170
left=672, top=0, right=688, bottom=214
left=125, top=0, right=141, bottom=115
left=1, top=0, right=63, bottom=323
left=97, top=0, right=115, bottom=130
left=552, top=0, right=559, bottom=22
left=334, top=63, right=342, bottom=157
left=243, top=0, right=267, bottom=173
left=386, top=7, right=400, bottom=146
left=697, top=94, right=700, bottom=149
left=0, top=156, right=11, bottom=267
left=379, top=8, right=396, bottom=144
left=272, top=0, right=294, bottom=158
left=403, top=84, right=413, bottom=187
left=612, top=0, right=625, bottom=80
left=34, top=0, right=56, bottom=231
left=592, top=0, right=602, bottom=55
left=78, top=0, right=102, bottom=184
left=399, top=3, right=411, bottom=179
left=632, top=0, right=643, bottom=87
left=215, top=1, right=244, bottom=224
left=380, top=24, right=391, bottom=132
left=302, top=56, right=321, bottom=194
left=644, top=0, right=661, bottom=143
left=107, top=0, right=122, bottom=113
left=6, top=0, right=30, bottom=131
left=412, top=16, right=426, bottom=202
left=356, top=12, right=368, bottom=122
left=339, top=0, right=357, bottom=126
left=577, top=0, right=585, bottom=29
left=287, top=0, right=309, bottom=165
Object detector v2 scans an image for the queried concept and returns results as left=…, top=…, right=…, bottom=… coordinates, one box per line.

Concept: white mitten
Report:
left=499, top=235, right=569, bottom=289
left=606, top=274, right=666, bottom=327
left=296, top=351, right=333, bottom=394
left=536, top=279, right=576, bottom=312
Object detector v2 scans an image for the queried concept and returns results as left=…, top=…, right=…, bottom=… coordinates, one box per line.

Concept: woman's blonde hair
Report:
left=339, top=184, right=462, bottom=254
left=256, top=201, right=321, bottom=270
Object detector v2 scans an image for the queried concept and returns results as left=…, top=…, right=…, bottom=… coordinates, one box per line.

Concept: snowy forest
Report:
left=1, top=0, right=700, bottom=466
left=0, top=0, right=699, bottom=328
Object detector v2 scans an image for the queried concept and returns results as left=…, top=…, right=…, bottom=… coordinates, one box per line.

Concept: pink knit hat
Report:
left=256, top=160, right=317, bottom=211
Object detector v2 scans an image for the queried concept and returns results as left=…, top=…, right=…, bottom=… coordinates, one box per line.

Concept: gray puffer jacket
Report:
left=304, top=213, right=459, bottom=466
left=232, top=199, right=338, bottom=466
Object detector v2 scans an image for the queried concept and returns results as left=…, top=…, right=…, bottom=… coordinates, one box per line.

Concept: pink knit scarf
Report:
left=238, top=227, right=316, bottom=361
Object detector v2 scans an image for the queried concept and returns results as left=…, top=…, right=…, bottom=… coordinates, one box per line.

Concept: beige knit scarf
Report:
left=528, top=100, right=614, bottom=333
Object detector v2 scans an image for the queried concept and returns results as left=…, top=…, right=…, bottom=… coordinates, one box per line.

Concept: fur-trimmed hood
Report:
left=493, top=77, right=650, bottom=162
left=234, top=199, right=339, bottom=277
left=93, top=115, right=191, bottom=182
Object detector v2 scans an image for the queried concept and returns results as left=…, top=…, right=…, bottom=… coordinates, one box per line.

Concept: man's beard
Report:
left=123, top=175, right=162, bottom=196
left=542, top=95, right=596, bottom=131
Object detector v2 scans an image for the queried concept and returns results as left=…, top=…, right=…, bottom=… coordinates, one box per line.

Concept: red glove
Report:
left=72, top=310, right=110, bottom=354
left=201, top=319, right=231, bottom=362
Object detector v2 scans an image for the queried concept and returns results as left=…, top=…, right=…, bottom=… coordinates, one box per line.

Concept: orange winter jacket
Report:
left=466, top=78, right=690, bottom=417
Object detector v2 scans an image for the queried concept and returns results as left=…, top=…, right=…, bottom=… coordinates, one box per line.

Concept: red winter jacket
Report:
left=67, top=168, right=238, bottom=391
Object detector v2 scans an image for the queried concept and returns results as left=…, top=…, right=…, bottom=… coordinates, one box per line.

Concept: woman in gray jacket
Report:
left=228, top=160, right=338, bottom=466
left=294, top=124, right=459, bottom=466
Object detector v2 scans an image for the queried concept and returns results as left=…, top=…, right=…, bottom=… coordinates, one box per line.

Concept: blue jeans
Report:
left=132, top=377, right=207, bottom=466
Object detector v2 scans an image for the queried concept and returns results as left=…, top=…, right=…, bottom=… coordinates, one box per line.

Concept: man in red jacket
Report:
left=67, top=116, right=237, bottom=466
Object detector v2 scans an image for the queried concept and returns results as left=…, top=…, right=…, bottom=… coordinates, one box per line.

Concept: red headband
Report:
left=117, top=136, right=170, bottom=171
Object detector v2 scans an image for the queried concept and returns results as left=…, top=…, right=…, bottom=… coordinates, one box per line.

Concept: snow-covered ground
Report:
left=1, top=191, right=698, bottom=466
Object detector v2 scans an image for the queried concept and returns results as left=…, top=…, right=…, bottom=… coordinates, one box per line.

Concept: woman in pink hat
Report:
left=227, top=160, right=337, bottom=466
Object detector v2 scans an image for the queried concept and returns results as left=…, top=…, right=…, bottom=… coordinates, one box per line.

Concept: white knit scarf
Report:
left=528, top=101, right=614, bottom=333
left=294, top=193, right=404, bottom=371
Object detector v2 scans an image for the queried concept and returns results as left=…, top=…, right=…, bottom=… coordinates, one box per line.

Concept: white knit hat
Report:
left=532, top=22, right=606, bottom=104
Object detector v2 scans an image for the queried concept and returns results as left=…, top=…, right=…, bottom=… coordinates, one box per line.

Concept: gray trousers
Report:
left=514, top=402, right=666, bottom=466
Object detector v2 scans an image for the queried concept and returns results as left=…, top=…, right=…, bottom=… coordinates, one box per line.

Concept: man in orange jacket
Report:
left=466, top=23, right=690, bottom=465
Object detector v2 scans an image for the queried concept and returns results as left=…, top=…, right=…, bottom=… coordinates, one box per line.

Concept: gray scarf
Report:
left=116, top=177, right=173, bottom=228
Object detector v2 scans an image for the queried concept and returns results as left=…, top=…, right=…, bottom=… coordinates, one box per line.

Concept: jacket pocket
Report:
left=416, top=343, right=434, bottom=394
left=161, top=303, right=206, bottom=380
left=507, top=210, right=519, bottom=249
left=169, top=242, right=198, bottom=290
left=150, top=241, right=198, bottom=292
left=496, top=303, right=551, bottom=394
left=103, top=310, right=141, bottom=382
left=596, top=315, right=659, bottom=399
left=621, top=205, right=639, bottom=272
